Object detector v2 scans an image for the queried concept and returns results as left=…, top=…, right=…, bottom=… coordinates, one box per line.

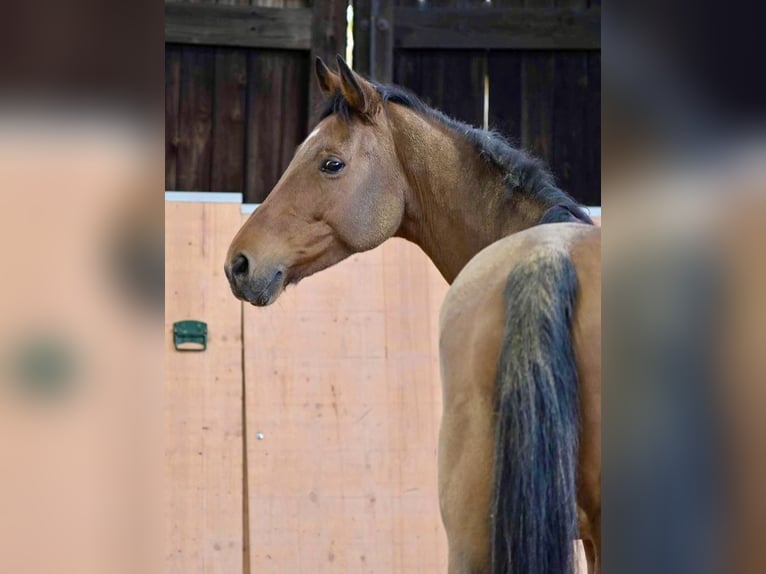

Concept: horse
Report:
left=224, top=55, right=601, bottom=574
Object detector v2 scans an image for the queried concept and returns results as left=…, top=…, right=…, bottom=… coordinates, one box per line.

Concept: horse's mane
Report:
left=320, top=83, right=593, bottom=225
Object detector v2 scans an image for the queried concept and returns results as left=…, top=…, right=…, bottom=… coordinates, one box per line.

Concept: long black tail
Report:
left=491, top=248, right=580, bottom=574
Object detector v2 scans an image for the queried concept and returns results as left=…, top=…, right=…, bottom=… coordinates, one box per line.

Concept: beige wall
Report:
left=166, top=201, right=449, bottom=573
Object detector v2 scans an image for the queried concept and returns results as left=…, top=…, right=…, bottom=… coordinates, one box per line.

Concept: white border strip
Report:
left=241, top=203, right=259, bottom=215
left=165, top=191, right=243, bottom=204
left=585, top=206, right=601, bottom=218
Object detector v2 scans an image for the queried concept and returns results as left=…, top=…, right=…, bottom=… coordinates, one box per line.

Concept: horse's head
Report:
left=225, top=56, right=408, bottom=306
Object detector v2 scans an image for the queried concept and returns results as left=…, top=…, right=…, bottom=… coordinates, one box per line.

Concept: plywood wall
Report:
left=165, top=202, right=245, bottom=574
left=242, top=233, right=450, bottom=573
left=166, top=202, right=450, bottom=573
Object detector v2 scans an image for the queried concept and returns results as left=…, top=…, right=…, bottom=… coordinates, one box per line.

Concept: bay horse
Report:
left=225, top=56, right=601, bottom=574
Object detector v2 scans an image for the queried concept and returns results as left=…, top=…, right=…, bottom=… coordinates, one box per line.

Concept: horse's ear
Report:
left=315, top=57, right=339, bottom=95
left=335, top=54, right=379, bottom=116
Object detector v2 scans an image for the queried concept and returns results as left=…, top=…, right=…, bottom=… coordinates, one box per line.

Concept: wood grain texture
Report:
left=394, top=6, right=600, bottom=50
left=309, top=0, right=348, bottom=121
left=519, top=0, right=556, bottom=172
left=487, top=0, right=600, bottom=205
left=244, top=50, right=309, bottom=203
left=551, top=52, right=589, bottom=201
left=165, top=202, right=244, bottom=574
left=166, top=45, right=182, bottom=190
left=164, top=0, right=599, bottom=208
left=488, top=50, right=523, bottom=143
left=211, top=46, right=248, bottom=193
left=177, top=47, right=215, bottom=191
left=243, top=235, right=449, bottom=573
left=393, top=0, right=485, bottom=129
left=551, top=0, right=600, bottom=208
left=584, top=51, right=601, bottom=206
left=277, top=54, right=310, bottom=175
left=521, top=50, right=555, bottom=168
left=394, top=48, right=485, bottom=128
left=165, top=3, right=313, bottom=50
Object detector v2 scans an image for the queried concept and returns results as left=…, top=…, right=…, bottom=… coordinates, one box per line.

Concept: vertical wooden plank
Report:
left=211, top=46, right=248, bottom=193
left=426, top=254, right=450, bottom=574
left=310, top=0, right=348, bottom=119
left=380, top=239, right=449, bottom=573
left=165, top=202, right=244, bottom=574
left=490, top=0, right=600, bottom=205
left=517, top=0, right=556, bottom=165
left=551, top=51, right=589, bottom=202
left=394, top=0, right=485, bottom=127
left=245, top=52, right=282, bottom=204
left=243, top=0, right=311, bottom=202
left=243, top=238, right=448, bottom=573
left=244, top=243, right=386, bottom=574
left=521, top=48, right=555, bottom=164
left=211, top=0, right=250, bottom=193
left=394, top=49, right=484, bottom=127
left=487, top=50, right=523, bottom=144
left=585, top=51, right=601, bottom=206
left=244, top=50, right=309, bottom=203
left=166, top=44, right=182, bottom=190
left=486, top=0, right=524, bottom=142
left=177, top=47, right=215, bottom=190
left=278, top=54, right=310, bottom=174
left=549, top=0, right=594, bottom=204
left=393, top=47, right=420, bottom=94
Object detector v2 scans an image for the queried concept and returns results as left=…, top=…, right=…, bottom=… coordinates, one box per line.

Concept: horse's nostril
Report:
left=231, top=253, right=249, bottom=279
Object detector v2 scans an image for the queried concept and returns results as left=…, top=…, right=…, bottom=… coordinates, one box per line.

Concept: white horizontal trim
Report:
left=241, top=203, right=260, bottom=215
left=165, top=191, right=243, bottom=204
left=585, top=206, right=601, bottom=218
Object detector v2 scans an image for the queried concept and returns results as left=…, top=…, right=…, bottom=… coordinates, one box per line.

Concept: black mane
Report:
left=320, top=83, right=593, bottom=225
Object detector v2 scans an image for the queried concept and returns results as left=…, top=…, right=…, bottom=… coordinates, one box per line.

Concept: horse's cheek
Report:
left=339, top=187, right=403, bottom=251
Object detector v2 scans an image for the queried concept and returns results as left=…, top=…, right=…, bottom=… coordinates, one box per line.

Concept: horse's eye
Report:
left=320, top=158, right=345, bottom=174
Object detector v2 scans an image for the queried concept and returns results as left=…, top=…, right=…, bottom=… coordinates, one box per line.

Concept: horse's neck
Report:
left=388, top=105, right=545, bottom=283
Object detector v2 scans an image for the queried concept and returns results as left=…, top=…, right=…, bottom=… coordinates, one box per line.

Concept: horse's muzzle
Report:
left=225, top=252, right=285, bottom=306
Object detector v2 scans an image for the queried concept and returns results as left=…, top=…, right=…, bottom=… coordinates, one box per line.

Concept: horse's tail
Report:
left=491, top=247, right=580, bottom=574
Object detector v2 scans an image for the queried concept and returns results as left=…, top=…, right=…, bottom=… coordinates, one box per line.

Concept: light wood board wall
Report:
left=166, top=201, right=449, bottom=573
left=165, top=202, right=245, bottom=574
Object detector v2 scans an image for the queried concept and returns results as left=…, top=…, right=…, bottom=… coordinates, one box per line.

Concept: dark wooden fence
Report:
left=165, top=0, right=601, bottom=205
left=165, top=0, right=345, bottom=203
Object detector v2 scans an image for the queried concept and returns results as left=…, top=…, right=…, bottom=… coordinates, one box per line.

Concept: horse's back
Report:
left=440, top=222, right=600, bottom=339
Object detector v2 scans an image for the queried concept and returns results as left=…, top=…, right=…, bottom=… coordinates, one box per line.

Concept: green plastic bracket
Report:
left=173, top=320, right=208, bottom=351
